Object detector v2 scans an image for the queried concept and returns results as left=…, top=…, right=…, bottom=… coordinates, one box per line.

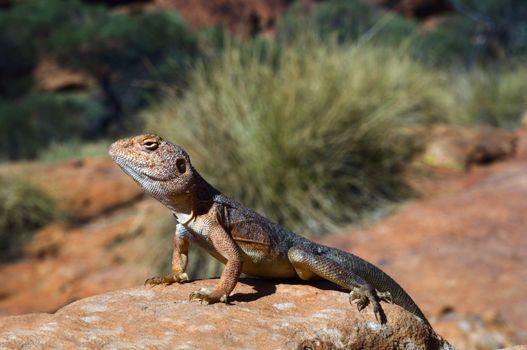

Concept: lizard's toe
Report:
left=377, top=290, right=392, bottom=304
left=189, top=288, right=228, bottom=304
left=145, top=273, right=189, bottom=286
left=189, top=287, right=210, bottom=302
left=144, top=276, right=168, bottom=286
left=349, top=289, right=370, bottom=311
left=349, top=287, right=388, bottom=324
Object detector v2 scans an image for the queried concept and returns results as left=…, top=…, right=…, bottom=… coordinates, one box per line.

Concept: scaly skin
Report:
left=109, top=134, right=430, bottom=326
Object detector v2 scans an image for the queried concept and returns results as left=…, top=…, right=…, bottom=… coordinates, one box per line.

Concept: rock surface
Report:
left=0, top=158, right=143, bottom=221
left=0, top=279, right=450, bottom=350
left=0, top=159, right=163, bottom=316
left=154, top=0, right=291, bottom=37
left=323, top=131, right=527, bottom=347
left=371, top=0, right=453, bottom=19
left=422, top=126, right=517, bottom=171
left=1, top=128, right=527, bottom=349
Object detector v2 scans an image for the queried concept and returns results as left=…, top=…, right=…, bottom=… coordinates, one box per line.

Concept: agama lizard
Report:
left=109, top=134, right=430, bottom=325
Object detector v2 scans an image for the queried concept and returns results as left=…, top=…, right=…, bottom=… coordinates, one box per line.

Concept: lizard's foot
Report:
left=349, top=288, right=370, bottom=311
left=377, top=290, right=392, bottom=304
left=349, top=287, right=387, bottom=323
left=189, top=287, right=228, bottom=304
left=144, top=273, right=189, bottom=286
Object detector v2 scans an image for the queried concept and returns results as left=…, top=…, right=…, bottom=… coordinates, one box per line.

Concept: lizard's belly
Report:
left=192, top=238, right=297, bottom=278
left=184, top=219, right=297, bottom=278
left=241, top=258, right=297, bottom=278
left=237, top=242, right=297, bottom=278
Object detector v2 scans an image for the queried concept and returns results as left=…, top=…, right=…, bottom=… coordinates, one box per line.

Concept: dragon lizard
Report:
left=109, top=134, right=430, bottom=326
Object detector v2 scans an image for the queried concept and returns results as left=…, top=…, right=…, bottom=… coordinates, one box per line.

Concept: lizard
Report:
left=109, top=133, right=430, bottom=326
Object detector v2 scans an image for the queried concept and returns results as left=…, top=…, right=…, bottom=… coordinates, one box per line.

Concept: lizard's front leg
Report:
left=145, top=224, right=190, bottom=286
left=189, top=223, right=243, bottom=304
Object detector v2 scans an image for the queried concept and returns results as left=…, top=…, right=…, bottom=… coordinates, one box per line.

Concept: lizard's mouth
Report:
left=110, top=154, right=174, bottom=183
left=113, top=158, right=149, bottom=184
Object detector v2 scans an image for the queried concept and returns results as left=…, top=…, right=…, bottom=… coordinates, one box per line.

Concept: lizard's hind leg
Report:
left=287, top=246, right=388, bottom=323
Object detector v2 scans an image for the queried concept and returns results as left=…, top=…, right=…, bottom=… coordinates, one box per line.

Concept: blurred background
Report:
left=0, top=0, right=526, bottom=348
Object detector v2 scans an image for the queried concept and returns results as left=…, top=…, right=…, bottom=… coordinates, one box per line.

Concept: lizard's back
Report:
left=213, top=193, right=305, bottom=278
left=214, top=193, right=429, bottom=323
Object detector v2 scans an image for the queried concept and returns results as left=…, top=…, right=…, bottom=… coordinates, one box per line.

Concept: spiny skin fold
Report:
left=109, top=134, right=430, bottom=326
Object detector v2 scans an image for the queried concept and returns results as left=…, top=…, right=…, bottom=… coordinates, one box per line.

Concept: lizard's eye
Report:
left=143, top=139, right=159, bottom=151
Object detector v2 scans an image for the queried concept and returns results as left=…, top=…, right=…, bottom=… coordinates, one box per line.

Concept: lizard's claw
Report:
left=189, top=287, right=228, bottom=304
left=349, top=287, right=388, bottom=324
left=349, top=289, right=370, bottom=311
left=144, top=273, right=189, bottom=286
left=377, top=290, right=392, bottom=304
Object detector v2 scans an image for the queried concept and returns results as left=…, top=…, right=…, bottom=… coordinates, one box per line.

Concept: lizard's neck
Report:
left=164, top=171, right=219, bottom=224
left=192, top=171, right=222, bottom=202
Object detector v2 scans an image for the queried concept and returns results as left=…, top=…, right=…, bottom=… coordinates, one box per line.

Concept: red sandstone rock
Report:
left=321, top=132, right=527, bottom=347
left=0, top=198, right=167, bottom=316
left=422, top=126, right=517, bottom=171
left=0, top=158, right=143, bottom=220
left=0, top=280, right=450, bottom=349
left=369, top=0, right=453, bottom=19
left=1, top=130, right=527, bottom=348
left=153, top=0, right=291, bottom=37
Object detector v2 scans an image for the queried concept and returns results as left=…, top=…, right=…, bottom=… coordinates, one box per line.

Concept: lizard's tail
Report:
left=326, top=247, right=431, bottom=326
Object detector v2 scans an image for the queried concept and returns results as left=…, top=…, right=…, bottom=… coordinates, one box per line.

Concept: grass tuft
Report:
left=144, top=38, right=456, bottom=234
left=0, top=177, right=55, bottom=261
left=455, top=65, right=527, bottom=129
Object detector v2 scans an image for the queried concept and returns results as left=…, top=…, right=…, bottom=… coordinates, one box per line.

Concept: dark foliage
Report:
left=0, top=0, right=197, bottom=159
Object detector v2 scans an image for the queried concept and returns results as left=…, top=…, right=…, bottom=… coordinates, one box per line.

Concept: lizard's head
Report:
left=109, top=134, right=195, bottom=200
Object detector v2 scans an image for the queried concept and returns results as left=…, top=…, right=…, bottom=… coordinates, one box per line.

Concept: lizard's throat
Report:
left=164, top=193, right=194, bottom=224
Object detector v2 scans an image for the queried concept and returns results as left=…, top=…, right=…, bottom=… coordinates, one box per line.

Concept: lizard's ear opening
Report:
left=176, top=158, right=186, bottom=173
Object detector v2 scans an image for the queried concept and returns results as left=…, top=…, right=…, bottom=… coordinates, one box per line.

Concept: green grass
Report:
left=0, top=176, right=55, bottom=261
left=143, top=38, right=457, bottom=235
left=455, top=65, right=527, bottom=129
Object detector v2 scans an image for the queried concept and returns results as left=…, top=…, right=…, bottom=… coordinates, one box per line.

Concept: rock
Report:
left=0, top=280, right=451, bottom=349
left=2, top=131, right=527, bottom=348
left=0, top=158, right=143, bottom=221
left=323, top=137, right=527, bottom=347
left=0, top=0, right=13, bottom=9
left=369, top=0, right=453, bottom=19
left=153, top=0, right=291, bottom=37
left=422, top=125, right=517, bottom=171
left=0, top=158, right=169, bottom=316
left=0, top=199, right=167, bottom=316
left=34, top=57, right=95, bottom=92
left=0, top=158, right=217, bottom=317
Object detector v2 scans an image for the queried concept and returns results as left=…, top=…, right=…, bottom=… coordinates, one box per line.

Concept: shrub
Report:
left=456, top=65, right=527, bottom=128
left=144, top=38, right=456, bottom=234
left=278, top=0, right=377, bottom=43
left=0, top=92, right=101, bottom=160
left=0, top=0, right=198, bottom=160
left=412, top=14, right=481, bottom=66
left=0, top=177, right=55, bottom=261
left=39, top=139, right=111, bottom=163
left=48, top=6, right=198, bottom=135
left=449, top=0, right=527, bottom=57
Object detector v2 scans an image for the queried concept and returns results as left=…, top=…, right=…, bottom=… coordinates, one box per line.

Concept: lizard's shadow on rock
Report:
left=229, top=277, right=345, bottom=303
